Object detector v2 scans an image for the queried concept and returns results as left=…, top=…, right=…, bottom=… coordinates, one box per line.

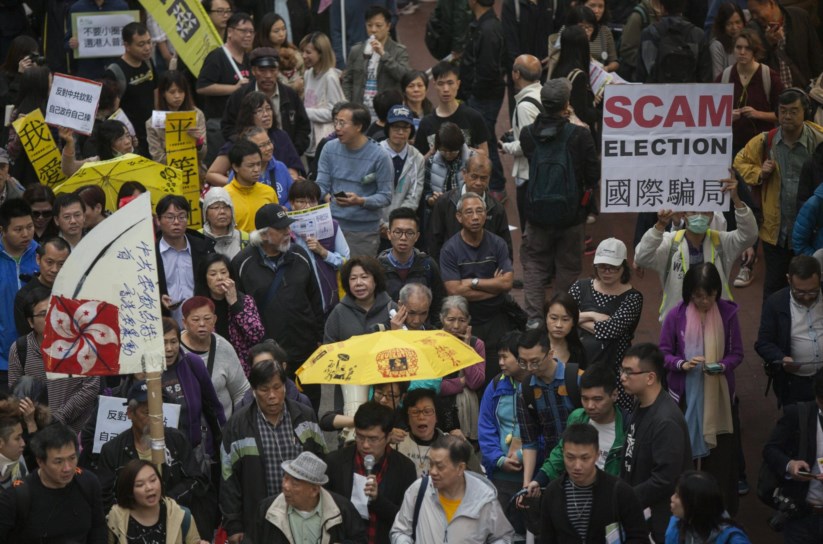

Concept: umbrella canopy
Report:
left=54, top=153, right=184, bottom=212
left=296, top=329, right=485, bottom=385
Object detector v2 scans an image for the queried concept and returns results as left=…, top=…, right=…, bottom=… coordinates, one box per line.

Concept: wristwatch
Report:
left=471, top=278, right=480, bottom=290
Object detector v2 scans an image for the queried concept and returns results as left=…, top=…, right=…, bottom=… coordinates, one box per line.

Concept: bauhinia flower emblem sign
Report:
left=42, top=296, right=121, bottom=375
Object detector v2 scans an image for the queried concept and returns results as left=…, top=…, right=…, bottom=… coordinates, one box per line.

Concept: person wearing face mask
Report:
left=634, top=174, right=757, bottom=321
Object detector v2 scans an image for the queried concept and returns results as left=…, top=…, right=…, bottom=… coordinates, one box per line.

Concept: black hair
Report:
left=580, top=363, right=616, bottom=395
left=117, top=181, right=146, bottom=205
left=401, top=69, right=429, bottom=90
left=593, top=260, right=631, bottom=284
left=431, top=434, right=472, bottom=465
left=779, top=87, right=812, bottom=119
left=518, top=326, right=550, bottom=353
left=659, top=0, right=687, bottom=15
left=544, top=291, right=585, bottom=363
left=712, top=2, right=747, bottom=52
left=288, top=179, right=322, bottom=202
left=162, top=316, right=180, bottom=338
left=565, top=5, right=599, bottom=39
left=24, top=285, right=51, bottom=319
left=98, top=79, right=121, bottom=113
left=2, top=35, right=38, bottom=74
left=23, top=184, right=55, bottom=207
left=388, top=207, right=419, bottom=229
left=30, top=421, right=77, bottom=461
left=249, top=358, right=288, bottom=389
left=562, top=422, right=599, bottom=448
left=373, top=89, right=404, bottom=123
left=236, top=91, right=280, bottom=134
left=14, top=65, right=50, bottom=116
left=157, top=70, right=194, bottom=111
left=498, top=330, right=522, bottom=356
left=115, top=459, right=165, bottom=509
left=53, top=193, right=85, bottom=220
left=623, top=343, right=665, bottom=380
left=194, top=252, right=235, bottom=297
left=0, top=397, right=23, bottom=443
left=36, top=236, right=70, bottom=257
left=94, top=119, right=129, bottom=160
left=227, top=12, right=253, bottom=31
left=156, top=194, right=191, bottom=216
left=122, top=22, right=149, bottom=43
left=229, top=138, right=262, bottom=167
left=354, top=401, right=394, bottom=434
left=76, top=185, right=107, bottom=213
left=246, top=339, right=290, bottom=369
left=431, top=60, right=460, bottom=81
left=0, top=198, right=32, bottom=230
left=555, top=25, right=592, bottom=79
left=674, top=471, right=732, bottom=540
left=682, top=262, right=722, bottom=304
left=341, top=256, right=387, bottom=298
left=434, top=122, right=465, bottom=151
left=338, top=102, right=371, bottom=133
left=789, top=255, right=823, bottom=279
left=403, top=387, right=437, bottom=424
left=365, top=4, right=392, bottom=23
left=254, top=12, right=293, bottom=49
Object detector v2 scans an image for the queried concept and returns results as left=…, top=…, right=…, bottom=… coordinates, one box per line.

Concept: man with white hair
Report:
left=231, top=204, right=323, bottom=382
left=256, top=451, right=366, bottom=543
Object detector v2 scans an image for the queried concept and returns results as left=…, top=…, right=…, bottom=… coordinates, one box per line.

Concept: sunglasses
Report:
left=31, top=210, right=53, bottom=219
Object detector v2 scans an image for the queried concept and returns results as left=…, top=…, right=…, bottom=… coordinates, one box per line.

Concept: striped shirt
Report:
left=564, top=476, right=594, bottom=541
left=7, top=332, right=100, bottom=433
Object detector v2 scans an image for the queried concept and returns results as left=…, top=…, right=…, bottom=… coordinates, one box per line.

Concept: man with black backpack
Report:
left=635, top=0, right=712, bottom=83
left=519, top=78, right=599, bottom=326
left=0, top=422, right=106, bottom=543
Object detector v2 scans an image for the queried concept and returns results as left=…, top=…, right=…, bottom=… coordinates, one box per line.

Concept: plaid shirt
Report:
left=257, top=403, right=303, bottom=497
left=353, top=449, right=388, bottom=544
left=517, top=362, right=574, bottom=452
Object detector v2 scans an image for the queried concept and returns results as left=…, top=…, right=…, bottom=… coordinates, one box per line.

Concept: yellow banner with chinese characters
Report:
left=165, top=111, right=202, bottom=229
left=12, top=109, right=66, bottom=188
left=138, top=0, right=222, bottom=76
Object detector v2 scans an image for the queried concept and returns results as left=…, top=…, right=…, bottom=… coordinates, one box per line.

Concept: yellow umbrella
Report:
left=296, top=329, right=485, bottom=385
left=54, top=153, right=184, bottom=213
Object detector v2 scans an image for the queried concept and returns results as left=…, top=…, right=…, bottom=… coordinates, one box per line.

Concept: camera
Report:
left=27, top=54, right=46, bottom=66
left=768, top=492, right=802, bottom=532
left=499, top=131, right=515, bottom=144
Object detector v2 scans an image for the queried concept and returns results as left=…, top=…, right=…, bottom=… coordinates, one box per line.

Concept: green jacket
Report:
left=536, top=408, right=626, bottom=484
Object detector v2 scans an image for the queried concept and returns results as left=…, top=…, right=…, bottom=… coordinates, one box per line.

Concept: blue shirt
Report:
left=159, top=237, right=193, bottom=324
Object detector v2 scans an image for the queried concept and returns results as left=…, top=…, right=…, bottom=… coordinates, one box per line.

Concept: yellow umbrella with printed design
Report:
left=295, top=329, right=484, bottom=385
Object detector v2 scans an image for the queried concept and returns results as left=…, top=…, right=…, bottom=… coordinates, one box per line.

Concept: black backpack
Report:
left=650, top=20, right=700, bottom=83
left=525, top=122, right=579, bottom=228
left=425, top=5, right=451, bottom=60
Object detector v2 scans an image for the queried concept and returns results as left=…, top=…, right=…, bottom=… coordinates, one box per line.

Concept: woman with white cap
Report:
left=569, top=237, right=643, bottom=410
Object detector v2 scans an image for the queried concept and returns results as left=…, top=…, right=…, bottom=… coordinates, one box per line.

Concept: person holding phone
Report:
left=659, top=262, right=744, bottom=516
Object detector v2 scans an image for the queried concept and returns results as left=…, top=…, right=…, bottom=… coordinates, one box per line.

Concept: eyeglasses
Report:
left=595, top=264, right=621, bottom=273
left=390, top=229, right=417, bottom=239
left=230, top=26, right=255, bottom=35
left=208, top=203, right=231, bottom=212
left=210, top=8, right=233, bottom=14
left=256, top=140, right=274, bottom=149
left=518, top=352, right=550, bottom=370
left=31, top=210, right=53, bottom=219
left=354, top=432, right=386, bottom=444
left=254, top=106, right=273, bottom=116
left=791, top=286, right=820, bottom=298
left=333, top=119, right=352, bottom=128
left=161, top=213, right=189, bottom=223
left=408, top=408, right=435, bottom=417
left=619, top=367, right=651, bottom=377
left=373, top=389, right=399, bottom=402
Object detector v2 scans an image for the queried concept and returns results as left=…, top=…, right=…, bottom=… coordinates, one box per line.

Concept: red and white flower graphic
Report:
left=41, top=297, right=121, bottom=376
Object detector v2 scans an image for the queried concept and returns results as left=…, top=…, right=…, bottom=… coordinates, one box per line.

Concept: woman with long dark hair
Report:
left=0, top=35, right=40, bottom=108
left=147, top=70, right=207, bottom=167
left=666, top=471, right=751, bottom=543
left=709, top=2, right=746, bottom=79
left=544, top=291, right=587, bottom=370
left=553, top=25, right=599, bottom=134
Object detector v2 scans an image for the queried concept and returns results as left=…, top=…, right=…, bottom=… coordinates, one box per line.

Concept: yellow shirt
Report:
left=225, top=180, right=278, bottom=233
left=438, top=493, right=462, bottom=523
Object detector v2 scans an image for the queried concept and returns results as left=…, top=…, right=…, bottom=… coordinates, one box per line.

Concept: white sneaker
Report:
left=399, top=3, right=418, bottom=14
left=733, top=266, right=753, bottom=288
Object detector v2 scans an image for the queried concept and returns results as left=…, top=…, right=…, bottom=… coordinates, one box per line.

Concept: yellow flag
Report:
left=12, top=109, right=66, bottom=188
left=139, top=0, right=222, bottom=76
left=165, top=111, right=203, bottom=229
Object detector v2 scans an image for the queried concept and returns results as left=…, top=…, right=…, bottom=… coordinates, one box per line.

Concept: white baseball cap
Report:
left=593, top=238, right=627, bottom=267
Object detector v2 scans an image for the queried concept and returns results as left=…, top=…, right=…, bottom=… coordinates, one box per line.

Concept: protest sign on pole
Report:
left=45, top=74, right=102, bottom=135
left=11, top=110, right=65, bottom=187
left=600, top=84, right=734, bottom=213
left=288, top=203, right=335, bottom=240
left=71, top=11, right=140, bottom=58
left=92, top=396, right=180, bottom=453
left=165, top=111, right=202, bottom=229
left=138, top=0, right=223, bottom=76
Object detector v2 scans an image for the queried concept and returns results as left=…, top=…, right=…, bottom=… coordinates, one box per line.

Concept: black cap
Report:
left=255, top=204, right=296, bottom=230
left=250, top=47, right=280, bottom=68
left=124, top=380, right=149, bottom=404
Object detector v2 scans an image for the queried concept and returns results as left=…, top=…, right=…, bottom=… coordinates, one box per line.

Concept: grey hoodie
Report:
left=200, top=187, right=249, bottom=259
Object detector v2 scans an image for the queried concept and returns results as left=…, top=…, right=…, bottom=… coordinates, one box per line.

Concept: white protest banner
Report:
left=288, top=203, right=335, bottom=239
left=600, top=84, right=734, bottom=213
left=44, top=194, right=165, bottom=377
left=45, top=74, right=102, bottom=135
left=92, top=396, right=180, bottom=453
left=72, top=11, right=140, bottom=58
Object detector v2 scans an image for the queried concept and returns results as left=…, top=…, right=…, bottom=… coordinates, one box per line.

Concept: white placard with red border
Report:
left=45, top=74, right=102, bottom=136
left=600, top=84, right=734, bottom=213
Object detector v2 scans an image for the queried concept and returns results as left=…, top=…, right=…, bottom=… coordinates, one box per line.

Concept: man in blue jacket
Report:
left=0, top=198, right=38, bottom=393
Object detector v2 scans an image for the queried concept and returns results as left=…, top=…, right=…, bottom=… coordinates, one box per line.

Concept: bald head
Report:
left=513, top=55, right=542, bottom=89
left=466, top=151, right=492, bottom=174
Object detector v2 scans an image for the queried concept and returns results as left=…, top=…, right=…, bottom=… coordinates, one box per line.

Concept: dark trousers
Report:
left=472, top=312, right=510, bottom=387
left=784, top=511, right=823, bottom=544
left=778, top=372, right=817, bottom=407
left=467, top=96, right=506, bottom=192
left=762, top=241, right=793, bottom=302
left=0, top=370, right=7, bottom=394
